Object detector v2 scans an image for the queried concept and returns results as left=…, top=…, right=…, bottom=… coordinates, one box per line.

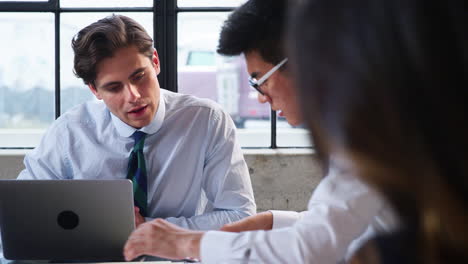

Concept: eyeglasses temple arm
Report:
left=256, top=58, right=289, bottom=86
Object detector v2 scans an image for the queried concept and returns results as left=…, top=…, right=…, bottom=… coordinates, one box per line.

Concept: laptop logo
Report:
left=57, top=210, right=80, bottom=230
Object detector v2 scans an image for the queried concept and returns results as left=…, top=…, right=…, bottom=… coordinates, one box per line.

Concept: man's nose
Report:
left=127, top=84, right=141, bottom=102
left=257, top=93, right=272, bottom=104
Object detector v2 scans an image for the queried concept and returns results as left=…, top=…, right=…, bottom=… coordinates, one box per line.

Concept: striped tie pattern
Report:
left=126, top=131, right=148, bottom=217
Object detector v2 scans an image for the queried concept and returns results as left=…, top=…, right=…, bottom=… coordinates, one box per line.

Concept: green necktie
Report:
left=126, top=131, right=148, bottom=217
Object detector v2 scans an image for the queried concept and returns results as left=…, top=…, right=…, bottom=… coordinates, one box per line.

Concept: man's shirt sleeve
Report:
left=17, top=119, right=70, bottom=180
left=201, top=167, right=395, bottom=263
left=164, top=106, right=256, bottom=230
left=270, top=210, right=302, bottom=229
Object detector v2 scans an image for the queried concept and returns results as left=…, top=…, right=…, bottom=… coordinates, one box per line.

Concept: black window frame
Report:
left=0, top=0, right=283, bottom=149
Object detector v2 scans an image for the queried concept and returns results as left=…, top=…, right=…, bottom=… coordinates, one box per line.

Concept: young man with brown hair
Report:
left=1, top=15, right=256, bottom=258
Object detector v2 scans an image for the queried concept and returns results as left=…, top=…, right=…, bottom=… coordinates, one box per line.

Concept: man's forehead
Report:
left=245, top=52, right=265, bottom=73
left=245, top=50, right=264, bottom=62
left=94, top=54, right=152, bottom=86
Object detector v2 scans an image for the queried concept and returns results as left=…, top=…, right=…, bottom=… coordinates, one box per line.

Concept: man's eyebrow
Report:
left=97, top=67, right=147, bottom=89
left=128, top=67, right=146, bottom=78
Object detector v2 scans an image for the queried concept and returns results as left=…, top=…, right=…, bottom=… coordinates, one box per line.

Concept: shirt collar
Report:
left=111, top=90, right=166, bottom=138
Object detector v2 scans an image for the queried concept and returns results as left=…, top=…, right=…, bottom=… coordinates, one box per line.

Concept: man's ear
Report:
left=88, top=83, right=102, bottom=100
left=152, top=49, right=161, bottom=75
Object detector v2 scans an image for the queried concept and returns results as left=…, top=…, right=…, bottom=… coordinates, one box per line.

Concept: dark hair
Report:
left=72, top=14, right=153, bottom=86
left=217, top=0, right=287, bottom=65
left=289, top=0, right=468, bottom=262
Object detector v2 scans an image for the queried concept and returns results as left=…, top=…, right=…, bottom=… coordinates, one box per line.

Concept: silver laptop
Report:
left=0, top=179, right=135, bottom=261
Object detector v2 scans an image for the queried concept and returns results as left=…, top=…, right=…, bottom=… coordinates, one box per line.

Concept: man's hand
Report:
left=124, top=218, right=204, bottom=261
left=220, top=211, right=273, bottom=232
left=134, top=207, right=146, bottom=228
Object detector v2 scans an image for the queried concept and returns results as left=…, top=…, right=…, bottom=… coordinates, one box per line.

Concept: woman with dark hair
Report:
left=123, top=0, right=467, bottom=262
left=289, top=0, right=468, bottom=262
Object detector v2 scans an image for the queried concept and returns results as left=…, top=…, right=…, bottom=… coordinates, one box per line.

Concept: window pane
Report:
left=0, top=13, right=54, bottom=147
left=277, top=117, right=313, bottom=147
left=60, top=0, right=152, bottom=8
left=187, top=51, right=215, bottom=66
left=178, top=12, right=270, bottom=147
left=60, top=13, right=153, bottom=113
left=178, top=0, right=247, bottom=7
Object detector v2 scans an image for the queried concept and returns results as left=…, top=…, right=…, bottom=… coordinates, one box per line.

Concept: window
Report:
left=186, top=51, right=215, bottom=66
left=176, top=6, right=311, bottom=148
left=0, top=13, right=55, bottom=147
left=0, top=0, right=311, bottom=149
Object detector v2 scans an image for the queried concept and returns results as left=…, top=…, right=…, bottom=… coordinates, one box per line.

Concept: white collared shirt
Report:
left=201, top=164, right=397, bottom=264
left=15, top=88, right=255, bottom=229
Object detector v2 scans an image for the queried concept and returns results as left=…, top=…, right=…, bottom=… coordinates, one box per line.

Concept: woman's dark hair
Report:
left=72, top=14, right=153, bottom=86
left=288, top=0, right=468, bottom=262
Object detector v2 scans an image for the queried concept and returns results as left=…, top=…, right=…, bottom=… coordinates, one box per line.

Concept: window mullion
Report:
left=154, top=0, right=176, bottom=92
left=271, top=110, right=277, bottom=148
left=0, top=0, right=55, bottom=12
left=54, top=0, right=60, bottom=119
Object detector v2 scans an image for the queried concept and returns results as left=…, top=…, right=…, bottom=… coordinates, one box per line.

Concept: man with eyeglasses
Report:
left=123, top=0, right=396, bottom=263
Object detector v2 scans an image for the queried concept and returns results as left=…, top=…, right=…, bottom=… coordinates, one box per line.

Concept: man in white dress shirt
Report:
left=0, top=14, right=256, bottom=259
left=123, top=0, right=397, bottom=263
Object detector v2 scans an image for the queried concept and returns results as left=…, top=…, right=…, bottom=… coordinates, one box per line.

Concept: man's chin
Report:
left=126, top=119, right=151, bottom=129
left=285, top=116, right=303, bottom=127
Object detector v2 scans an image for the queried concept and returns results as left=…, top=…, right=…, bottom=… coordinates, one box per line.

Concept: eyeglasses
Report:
left=248, top=58, right=288, bottom=95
